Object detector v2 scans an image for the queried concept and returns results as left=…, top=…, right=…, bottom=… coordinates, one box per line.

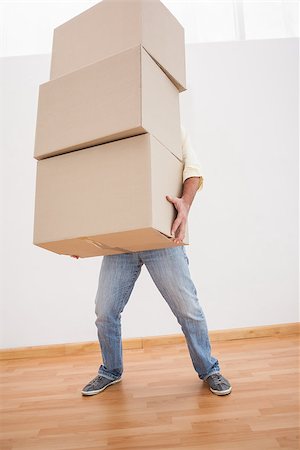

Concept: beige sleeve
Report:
left=181, top=125, right=204, bottom=191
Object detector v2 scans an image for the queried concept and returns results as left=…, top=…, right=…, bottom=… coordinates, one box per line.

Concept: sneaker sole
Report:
left=81, top=377, right=122, bottom=396
left=209, top=386, right=232, bottom=395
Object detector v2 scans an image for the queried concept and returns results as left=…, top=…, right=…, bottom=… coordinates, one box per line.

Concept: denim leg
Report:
left=141, top=246, right=221, bottom=380
left=95, top=252, right=143, bottom=380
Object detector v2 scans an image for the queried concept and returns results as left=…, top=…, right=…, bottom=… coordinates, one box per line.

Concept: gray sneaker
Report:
left=81, top=374, right=122, bottom=396
left=204, top=373, right=232, bottom=395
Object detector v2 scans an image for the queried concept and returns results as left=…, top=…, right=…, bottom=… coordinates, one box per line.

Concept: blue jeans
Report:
left=94, top=246, right=221, bottom=381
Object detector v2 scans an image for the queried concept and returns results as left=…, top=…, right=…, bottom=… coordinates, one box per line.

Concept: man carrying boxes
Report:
left=33, top=0, right=232, bottom=396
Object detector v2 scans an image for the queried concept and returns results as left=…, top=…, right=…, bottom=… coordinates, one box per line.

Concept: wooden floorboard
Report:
left=1, top=334, right=299, bottom=450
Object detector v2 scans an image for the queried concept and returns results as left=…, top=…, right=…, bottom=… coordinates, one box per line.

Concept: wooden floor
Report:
left=1, top=334, right=299, bottom=450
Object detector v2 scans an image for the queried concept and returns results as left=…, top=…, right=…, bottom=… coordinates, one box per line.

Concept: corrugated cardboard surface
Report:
left=33, top=133, right=188, bottom=258
left=50, top=0, right=186, bottom=91
left=34, top=45, right=181, bottom=161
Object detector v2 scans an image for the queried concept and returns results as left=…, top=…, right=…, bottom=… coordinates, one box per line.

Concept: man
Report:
left=79, top=127, right=232, bottom=396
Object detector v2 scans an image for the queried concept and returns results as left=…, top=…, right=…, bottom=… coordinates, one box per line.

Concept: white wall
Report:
left=0, top=38, right=298, bottom=349
left=1, top=1, right=298, bottom=57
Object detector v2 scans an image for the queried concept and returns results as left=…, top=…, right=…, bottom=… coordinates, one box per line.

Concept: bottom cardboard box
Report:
left=37, top=228, right=187, bottom=258
left=33, top=133, right=189, bottom=258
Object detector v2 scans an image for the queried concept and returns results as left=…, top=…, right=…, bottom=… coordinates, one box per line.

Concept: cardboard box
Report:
left=33, top=133, right=189, bottom=258
left=50, top=0, right=186, bottom=92
left=34, top=45, right=181, bottom=161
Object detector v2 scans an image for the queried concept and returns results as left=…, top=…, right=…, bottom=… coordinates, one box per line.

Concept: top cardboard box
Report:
left=50, top=0, right=186, bottom=92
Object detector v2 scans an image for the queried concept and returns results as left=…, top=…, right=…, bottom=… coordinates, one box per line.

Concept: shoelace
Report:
left=88, top=375, right=102, bottom=387
left=208, top=373, right=225, bottom=385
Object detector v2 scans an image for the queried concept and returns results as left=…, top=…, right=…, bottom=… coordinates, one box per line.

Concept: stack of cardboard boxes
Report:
left=33, top=0, right=188, bottom=258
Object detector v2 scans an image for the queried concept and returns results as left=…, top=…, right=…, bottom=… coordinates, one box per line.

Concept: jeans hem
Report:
left=202, top=371, right=221, bottom=382
left=98, top=372, right=121, bottom=381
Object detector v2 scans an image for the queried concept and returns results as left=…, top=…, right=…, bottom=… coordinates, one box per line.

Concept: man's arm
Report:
left=166, top=176, right=202, bottom=244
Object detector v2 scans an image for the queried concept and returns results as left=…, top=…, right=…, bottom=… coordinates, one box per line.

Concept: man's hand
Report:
left=166, top=195, right=190, bottom=244
left=166, top=177, right=201, bottom=244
